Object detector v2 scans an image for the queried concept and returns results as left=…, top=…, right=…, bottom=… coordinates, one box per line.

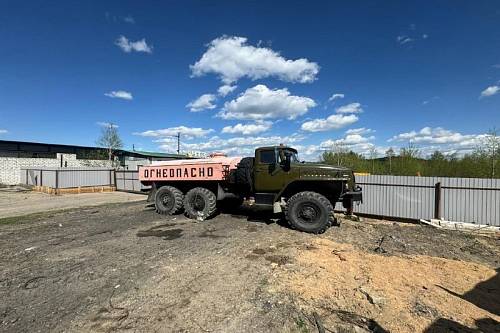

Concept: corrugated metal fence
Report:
left=21, top=167, right=115, bottom=188
left=345, top=175, right=500, bottom=226
left=115, top=170, right=150, bottom=193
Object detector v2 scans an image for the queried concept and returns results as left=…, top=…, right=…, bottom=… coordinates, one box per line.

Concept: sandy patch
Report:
left=277, top=238, right=499, bottom=332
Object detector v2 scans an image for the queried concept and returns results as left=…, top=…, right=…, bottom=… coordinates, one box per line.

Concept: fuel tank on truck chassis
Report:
left=139, top=155, right=242, bottom=183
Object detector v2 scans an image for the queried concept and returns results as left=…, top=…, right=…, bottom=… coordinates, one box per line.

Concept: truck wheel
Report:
left=285, top=191, right=334, bottom=234
left=155, top=186, right=184, bottom=215
left=184, top=187, right=217, bottom=220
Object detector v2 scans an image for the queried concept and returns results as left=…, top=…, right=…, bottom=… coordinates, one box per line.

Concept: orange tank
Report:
left=138, top=155, right=242, bottom=182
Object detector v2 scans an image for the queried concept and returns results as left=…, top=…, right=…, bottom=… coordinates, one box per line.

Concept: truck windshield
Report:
left=289, top=150, right=299, bottom=162
left=280, top=149, right=299, bottom=163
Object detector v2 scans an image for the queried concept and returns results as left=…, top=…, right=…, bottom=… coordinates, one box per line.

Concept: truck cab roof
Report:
left=256, top=146, right=297, bottom=152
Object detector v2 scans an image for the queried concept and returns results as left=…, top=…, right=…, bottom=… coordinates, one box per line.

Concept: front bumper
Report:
left=340, top=185, right=363, bottom=206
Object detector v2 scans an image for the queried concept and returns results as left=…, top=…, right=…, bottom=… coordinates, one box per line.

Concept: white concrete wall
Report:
left=122, top=158, right=151, bottom=171
left=0, top=153, right=112, bottom=185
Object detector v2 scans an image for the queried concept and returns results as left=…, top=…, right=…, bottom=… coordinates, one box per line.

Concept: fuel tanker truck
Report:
left=139, top=145, right=362, bottom=233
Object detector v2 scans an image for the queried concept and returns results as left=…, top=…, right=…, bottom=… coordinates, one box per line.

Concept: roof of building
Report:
left=117, top=149, right=188, bottom=159
left=0, top=140, right=187, bottom=159
left=0, top=139, right=103, bottom=152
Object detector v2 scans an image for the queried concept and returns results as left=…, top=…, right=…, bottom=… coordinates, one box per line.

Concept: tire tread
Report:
left=285, top=191, right=335, bottom=234
left=183, top=187, right=217, bottom=220
left=155, top=186, right=184, bottom=215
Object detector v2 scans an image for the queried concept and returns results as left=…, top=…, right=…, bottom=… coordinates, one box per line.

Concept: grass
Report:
left=295, top=317, right=310, bottom=333
left=0, top=211, right=61, bottom=225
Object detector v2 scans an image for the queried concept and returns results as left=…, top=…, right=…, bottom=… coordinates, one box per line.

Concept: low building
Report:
left=115, top=150, right=190, bottom=170
left=0, top=140, right=186, bottom=185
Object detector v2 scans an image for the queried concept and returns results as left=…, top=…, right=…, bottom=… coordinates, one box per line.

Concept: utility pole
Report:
left=177, top=132, right=180, bottom=154
left=165, top=132, right=181, bottom=154
left=386, top=147, right=394, bottom=175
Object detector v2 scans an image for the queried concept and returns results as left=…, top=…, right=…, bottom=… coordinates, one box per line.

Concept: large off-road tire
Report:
left=285, top=191, right=335, bottom=234
left=183, top=187, right=217, bottom=220
left=235, top=157, right=254, bottom=193
left=155, top=186, right=184, bottom=215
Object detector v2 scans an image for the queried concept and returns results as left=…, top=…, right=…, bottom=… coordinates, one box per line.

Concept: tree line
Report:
left=321, top=129, right=500, bottom=179
left=97, top=121, right=500, bottom=179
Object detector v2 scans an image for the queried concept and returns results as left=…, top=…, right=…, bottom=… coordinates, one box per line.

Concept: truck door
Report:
left=254, top=148, right=283, bottom=192
left=277, top=148, right=300, bottom=189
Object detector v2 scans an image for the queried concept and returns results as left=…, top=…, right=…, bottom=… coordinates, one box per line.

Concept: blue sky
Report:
left=1, top=1, right=499, bottom=159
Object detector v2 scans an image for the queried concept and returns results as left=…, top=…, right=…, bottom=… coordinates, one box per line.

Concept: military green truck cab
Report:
left=234, top=146, right=362, bottom=233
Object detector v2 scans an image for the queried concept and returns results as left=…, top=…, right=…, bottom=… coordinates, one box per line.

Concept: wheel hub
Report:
left=298, top=203, right=319, bottom=223
left=192, top=195, right=205, bottom=211
left=161, top=193, right=174, bottom=210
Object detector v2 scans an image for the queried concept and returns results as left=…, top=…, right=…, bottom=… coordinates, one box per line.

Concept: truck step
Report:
left=254, top=193, right=275, bottom=205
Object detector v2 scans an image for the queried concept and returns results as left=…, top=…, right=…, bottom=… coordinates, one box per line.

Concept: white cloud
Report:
left=493, top=64, right=500, bottom=69
left=319, top=133, right=385, bottom=157
left=221, top=121, right=272, bottom=135
left=389, top=127, right=481, bottom=145
left=190, top=36, right=319, bottom=84
left=345, top=127, right=374, bottom=135
left=115, top=35, right=152, bottom=53
left=96, top=122, right=119, bottom=128
left=422, top=34, right=428, bottom=39
left=341, top=134, right=374, bottom=145
left=186, top=94, right=217, bottom=112
left=176, top=133, right=305, bottom=155
left=328, top=93, right=344, bottom=102
left=422, top=96, right=439, bottom=105
left=322, top=134, right=374, bottom=146
left=219, top=84, right=316, bottom=120
left=301, top=114, right=358, bottom=132
left=0, top=129, right=8, bottom=134
left=123, top=15, right=135, bottom=24
left=134, top=126, right=214, bottom=139
left=480, top=85, right=500, bottom=98
left=218, top=84, right=237, bottom=97
left=389, top=127, right=492, bottom=156
left=336, top=102, right=363, bottom=114
left=396, top=35, right=413, bottom=45
left=104, top=90, right=133, bottom=100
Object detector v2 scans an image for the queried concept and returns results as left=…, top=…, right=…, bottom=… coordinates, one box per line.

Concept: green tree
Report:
left=480, top=128, right=500, bottom=178
left=96, top=123, right=123, bottom=162
left=319, top=134, right=500, bottom=179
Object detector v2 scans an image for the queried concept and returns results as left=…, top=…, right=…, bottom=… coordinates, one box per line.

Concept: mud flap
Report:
left=147, top=183, right=157, bottom=203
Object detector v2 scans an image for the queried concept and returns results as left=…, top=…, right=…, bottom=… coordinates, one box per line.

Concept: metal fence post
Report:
left=434, top=182, right=441, bottom=219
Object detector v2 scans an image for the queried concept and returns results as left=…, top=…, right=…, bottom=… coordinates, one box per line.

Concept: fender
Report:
left=274, top=179, right=346, bottom=202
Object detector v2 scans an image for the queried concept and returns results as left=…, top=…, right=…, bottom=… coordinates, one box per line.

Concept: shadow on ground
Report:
left=136, top=223, right=184, bottom=240
left=424, top=268, right=500, bottom=332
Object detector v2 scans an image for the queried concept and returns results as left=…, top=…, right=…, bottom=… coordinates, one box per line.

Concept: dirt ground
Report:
left=0, top=201, right=498, bottom=333
left=0, top=187, right=145, bottom=218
